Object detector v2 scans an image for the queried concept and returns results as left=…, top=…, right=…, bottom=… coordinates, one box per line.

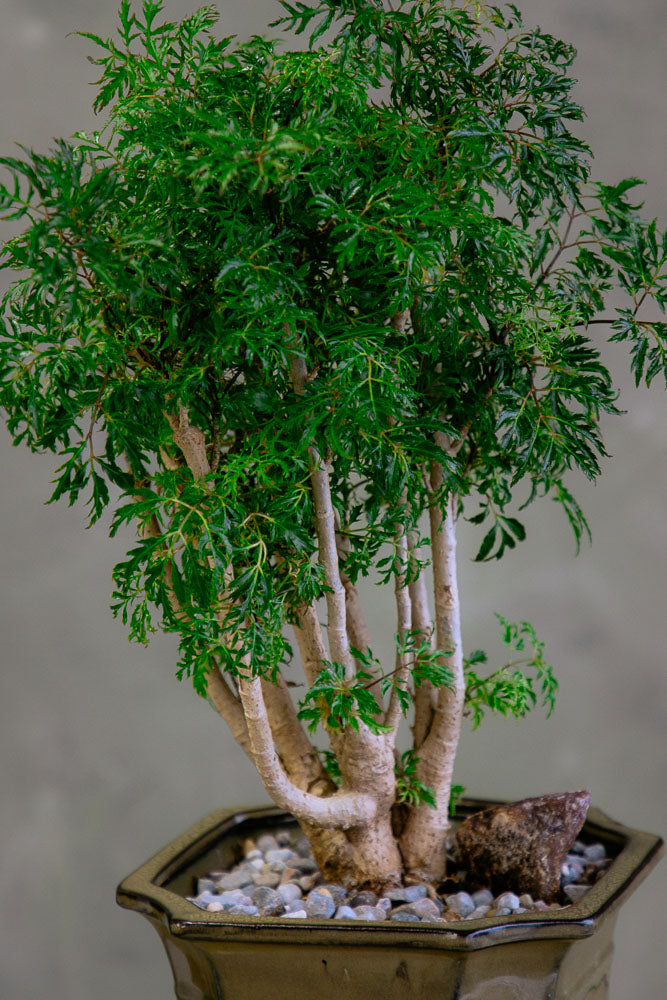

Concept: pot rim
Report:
left=116, top=798, right=663, bottom=950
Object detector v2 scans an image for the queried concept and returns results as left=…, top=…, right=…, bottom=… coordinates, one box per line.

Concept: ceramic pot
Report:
left=117, top=799, right=662, bottom=1000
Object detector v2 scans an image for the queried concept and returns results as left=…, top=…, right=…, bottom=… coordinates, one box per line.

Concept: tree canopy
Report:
left=1, top=0, right=665, bottom=698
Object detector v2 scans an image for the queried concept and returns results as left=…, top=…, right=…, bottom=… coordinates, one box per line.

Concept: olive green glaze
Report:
left=117, top=800, right=662, bottom=1000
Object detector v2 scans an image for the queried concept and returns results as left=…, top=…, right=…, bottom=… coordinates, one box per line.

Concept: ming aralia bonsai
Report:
left=1, top=0, right=665, bottom=891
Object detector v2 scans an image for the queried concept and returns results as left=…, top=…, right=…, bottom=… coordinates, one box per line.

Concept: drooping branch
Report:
left=139, top=510, right=254, bottom=759
left=237, top=674, right=377, bottom=829
left=164, top=406, right=327, bottom=795
left=260, top=673, right=333, bottom=796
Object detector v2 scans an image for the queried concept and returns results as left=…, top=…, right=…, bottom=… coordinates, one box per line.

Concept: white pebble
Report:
left=207, top=901, right=225, bottom=912
left=495, top=892, right=520, bottom=911
left=282, top=909, right=308, bottom=918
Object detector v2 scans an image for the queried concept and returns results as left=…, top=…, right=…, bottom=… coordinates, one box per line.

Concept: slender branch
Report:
left=287, top=331, right=396, bottom=807
left=288, top=349, right=354, bottom=679
left=409, top=528, right=437, bottom=748
left=384, top=529, right=412, bottom=736
left=334, top=512, right=377, bottom=675
left=237, top=675, right=377, bottom=829
left=260, top=673, right=334, bottom=796
left=399, top=479, right=466, bottom=882
left=292, top=600, right=328, bottom=687
left=164, top=404, right=211, bottom=482
left=164, top=407, right=326, bottom=792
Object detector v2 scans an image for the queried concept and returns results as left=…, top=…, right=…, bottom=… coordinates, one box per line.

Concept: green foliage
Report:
left=0, top=0, right=664, bottom=730
left=395, top=749, right=436, bottom=809
left=464, top=615, right=558, bottom=728
left=298, top=659, right=392, bottom=734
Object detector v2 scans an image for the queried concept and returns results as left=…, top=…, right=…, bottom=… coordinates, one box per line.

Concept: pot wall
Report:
left=151, top=918, right=617, bottom=1000
left=117, top=804, right=662, bottom=1000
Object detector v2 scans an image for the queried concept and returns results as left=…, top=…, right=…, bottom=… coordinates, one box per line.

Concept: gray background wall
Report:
left=0, top=2, right=665, bottom=997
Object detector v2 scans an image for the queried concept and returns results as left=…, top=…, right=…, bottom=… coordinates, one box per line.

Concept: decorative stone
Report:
left=277, top=883, right=302, bottom=905
left=335, top=905, right=358, bottom=920
left=384, top=884, right=428, bottom=904
left=219, top=889, right=254, bottom=907
left=471, top=888, right=494, bottom=908
left=256, top=834, right=279, bottom=853
left=290, top=857, right=319, bottom=873
left=304, top=887, right=336, bottom=919
left=298, top=873, right=322, bottom=892
left=206, top=901, right=225, bottom=912
left=584, top=843, right=606, bottom=863
left=390, top=911, right=421, bottom=922
left=282, top=909, right=308, bottom=918
left=392, top=898, right=441, bottom=920
left=248, top=886, right=285, bottom=915
left=353, top=905, right=380, bottom=920
left=349, top=890, right=378, bottom=908
left=276, top=830, right=293, bottom=846
left=466, top=904, right=491, bottom=920
left=563, top=883, right=589, bottom=904
left=322, top=883, right=348, bottom=906
left=217, top=869, right=254, bottom=890
left=444, top=892, right=475, bottom=917
left=265, top=848, right=297, bottom=865
left=495, top=892, right=520, bottom=911
left=561, top=859, right=585, bottom=884
left=187, top=890, right=220, bottom=909
left=226, top=904, right=260, bottom=916
left=196, top=877, right=218, bottom=894
left=455, top=791, right=591, bottom=902
left=519, top=894, right=534, bottom=909
left=294, top=835, right=312, bottom=857
left=252, top=871, right=282, bottom=888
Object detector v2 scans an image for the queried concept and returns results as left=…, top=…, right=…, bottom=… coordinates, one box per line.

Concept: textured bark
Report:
left=206, top=667, right=253, bottom=758
left=238, top=675, right=377, bottom=829
left=288, top=346, right=393, bottom=804
left=409, top=533, right=437, bottom=748
left=399, top=486, right=465, bottom=882
left=291, top=600, right=327, bottom=687
left=289, top=354, right=353, bottom=678
left=334, top=517, right=373, bottom=659
left=260, top=674, right=332, bottom=797
left=343, top=811, right=403, bottom=890
left=384, top=529, right=412, bottom=736
left=164, top=405, right=211, bottom=482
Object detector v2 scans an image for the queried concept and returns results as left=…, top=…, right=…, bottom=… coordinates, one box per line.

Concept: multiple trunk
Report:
left=158, top=345, right=465, bottom=890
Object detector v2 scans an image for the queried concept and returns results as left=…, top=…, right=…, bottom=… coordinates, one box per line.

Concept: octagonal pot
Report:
left=117, top=799, right=662, bottom=1000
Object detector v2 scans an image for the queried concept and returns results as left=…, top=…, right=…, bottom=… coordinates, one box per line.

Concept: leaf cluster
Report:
left=464, top=614, right=558, bottom=729
left=0, top=1, right=664, bottom=712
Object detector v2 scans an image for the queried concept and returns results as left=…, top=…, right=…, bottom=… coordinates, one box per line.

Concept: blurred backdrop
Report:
left=0, top=2, right=665, bottom=997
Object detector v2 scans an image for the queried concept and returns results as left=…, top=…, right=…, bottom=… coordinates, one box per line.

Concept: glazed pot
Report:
left=117, top=799, right=662, bottom=1000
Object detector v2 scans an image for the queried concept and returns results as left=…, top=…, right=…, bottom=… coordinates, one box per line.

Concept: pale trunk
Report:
left=399, top=486, right=465, bottom=882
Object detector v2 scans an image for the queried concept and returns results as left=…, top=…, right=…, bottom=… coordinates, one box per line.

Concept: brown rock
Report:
left=455, top=791, right=591, bottom=902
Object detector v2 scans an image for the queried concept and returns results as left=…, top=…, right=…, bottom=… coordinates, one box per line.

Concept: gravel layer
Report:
left=186, top=827, right=611, bottom=923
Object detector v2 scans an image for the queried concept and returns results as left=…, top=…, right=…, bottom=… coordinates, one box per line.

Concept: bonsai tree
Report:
left=1, top=0, right=665, bottom=889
